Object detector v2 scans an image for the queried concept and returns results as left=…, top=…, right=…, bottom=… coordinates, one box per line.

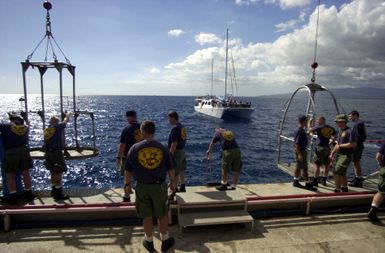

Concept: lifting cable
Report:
left=311, top=0, right=321, bottom=83
left=26, top=1, right=71, bottom=64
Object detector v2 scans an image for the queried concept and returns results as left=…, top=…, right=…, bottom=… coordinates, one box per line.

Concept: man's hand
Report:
left=116, top=157, right=122, bottom=167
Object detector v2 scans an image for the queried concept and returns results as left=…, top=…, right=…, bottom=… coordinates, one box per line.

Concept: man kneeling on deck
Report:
left=44, top=113, right=70, bottom=200
left=207, top=126, right=242, bottom=191
left=124, top=120, right=175, bottom=253
left=293, top=115, right=316, bottom=191
left=367, top=141, right=385, bottom=222
left=329, top=114, right=357, bottom=193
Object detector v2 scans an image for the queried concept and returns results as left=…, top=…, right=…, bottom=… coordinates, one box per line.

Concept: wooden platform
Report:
left=176, top=190, right=254, bottom=231
left=30, top=147, right=99, bottom=160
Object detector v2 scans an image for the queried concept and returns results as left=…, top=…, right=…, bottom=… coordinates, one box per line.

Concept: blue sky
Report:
left=0, top=0, right=384, bottom=96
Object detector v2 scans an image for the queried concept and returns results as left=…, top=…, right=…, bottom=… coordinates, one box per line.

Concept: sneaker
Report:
left=53, top=188, right=70, bottom=201
left=142, top=238, right=155, bottom=253
left=321, top=177, right=327, bottom=186
left=341, top=187, right=349, bottom=192
left=312, top=178, right=319, bottom=187
left=161, top=237, right=175, bottom=252
left=24, top=190, right=36, bottom=202
left=2, top=193, right=18, bottom=205
left=348, top=177, right=363, bottom=187
left=179, top=184, right=186, bottom=192
left=305, top=183, right=317, bottom=191
left=292, top=180, right=302, bottom=188
left=216, top=184, right=227, bottom=191
left=168, top=191, right=176, bottom=201
left=334, top=189, right=341, bottom=193
left=122, top=196, right=131, bottom=202
left=368, top=207, right=380, bottom=222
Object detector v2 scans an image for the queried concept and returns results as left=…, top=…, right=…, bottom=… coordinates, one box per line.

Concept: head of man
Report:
left=9, top=114, right=24, bottom=126
left=335, top=114, right=348, bottom=129
left=348, top=110, right=359, bottom=121
left=316, top=116, right=326, bottom=126
left=49, top=116, right=60, bottom=126
left=298, top=115, right=307, bottom=127
left=126, top=110, right=137, bottom=123
left=168, top=110, right=179, bottom=125
left=140, top=120, right=155, bottom=139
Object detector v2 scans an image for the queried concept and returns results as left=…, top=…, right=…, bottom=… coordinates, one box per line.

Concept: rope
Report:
left=311, top=0, right=321, bottom=83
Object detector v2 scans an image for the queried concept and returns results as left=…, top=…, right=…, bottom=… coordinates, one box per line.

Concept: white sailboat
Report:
left=194, top=29, right=254, bottom=120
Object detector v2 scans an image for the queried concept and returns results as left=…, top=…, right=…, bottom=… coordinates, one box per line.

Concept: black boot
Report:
left=312, top=177, right=319, bottom=187
left=2, top=193, right=18, bottom=205
left=24, top=190, right=36, bottom=202
left=293, top=179, right=302, bottom=188
left=321, top=177, right=327, bottom=186
left=341, top=187, right=349, bottom=192
left=305, top=182, right=317, bottom=191
left=53, top=187, right=69, bottom=201
left=142, top=238, right=155, bottom=253
left=368, top=206, right=380, bottom=222
left=349, top=177, right=363, bottom=187
left=161, top=237, right=175, bottom=252
left=179, top=184, right=186, bottom=192
left=216, top=184, right=227, bottom=191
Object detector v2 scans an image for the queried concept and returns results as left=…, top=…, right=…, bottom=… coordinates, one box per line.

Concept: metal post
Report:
left=224, top=28, right=229, bottom=102
left=21, top=62, right=29, bottom=123
left=38, top=66, right=48, bottom=130
left=72, top=67, right=79, bottom=149
left=58, top=67, right=64, bottom=120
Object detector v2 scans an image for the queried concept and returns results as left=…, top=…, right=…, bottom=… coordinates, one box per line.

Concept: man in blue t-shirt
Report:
left=293, top=115, right=316, bottom=191
left=168, top=110, right=187, bottom=194
left=116, top=110, right=142, bottom=202
left=0, top=114, right=34, bottom=205
left=44, top=113, right=70, bottom=201
left=308, top=116, right=337, bottom=186
left=330, top=114, right=358, bottom=192
left=207, top=126, right=242, bottom=191
left=348, top=110, right=367, bottom=187
left=367, top=141, right=385, bottom=222
left=124, top=120, right=175, bottom=253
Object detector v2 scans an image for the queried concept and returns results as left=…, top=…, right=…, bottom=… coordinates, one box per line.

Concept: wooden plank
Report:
left=176, top=190, right=246, bottom=205
left=178, top=210, right=253, bottom=228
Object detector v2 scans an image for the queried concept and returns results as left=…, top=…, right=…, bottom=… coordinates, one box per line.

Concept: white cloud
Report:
left=265, top=0, right=311, bottom=9
left=167, top=29, right=185, bottom=37
left=194, top=33, right=223, bottom=45
left=275, top=10, right=306, bottom=32
left=235, top=0, right=257, bottom=6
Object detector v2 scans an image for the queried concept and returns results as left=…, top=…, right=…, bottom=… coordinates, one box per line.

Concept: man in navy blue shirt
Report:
left=330, top=114, right=357, bottom=192
left=308, top=116, right=336, bottom=186
left=168, top=111, right=187, bottom=193
left=348, top=110, right=367, bottom=187
left=207, top=126, right=242, bottom=191
left=116, top=110, right=142, bottom=202
left=293, top=115, right=316, bottom=191
left=0, top=114, right=34, bottom=205
left=367, top=141, right=385, bottom=222
left=44, top=113, right=69, bottom=201
left=125, top=120, right=175, bottom=253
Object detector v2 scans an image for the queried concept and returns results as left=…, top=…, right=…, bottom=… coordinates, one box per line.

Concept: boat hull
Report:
left=194, top=106, right=253, bottom=119
left=194, top=106, right=225, bottom=118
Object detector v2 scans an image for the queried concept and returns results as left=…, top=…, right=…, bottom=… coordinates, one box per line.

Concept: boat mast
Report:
left=211, top=58, right=214, bottom=97
left=224, top=28, right=229, bottom=101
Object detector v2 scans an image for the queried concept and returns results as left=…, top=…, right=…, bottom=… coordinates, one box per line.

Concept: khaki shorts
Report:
left=44, top=150, right=67, bottom=174
left=333, top=154, right=352, bottom=176
left=172, top=149, right=186, bottom=176
left=352, top=143, right=364, bottom=162
left=222, top=148, right=242, bottom=172
left=4, top=146, right=33, bottom=173
left=313, top=146, right=331, bottom=166
left=378, top=166, right=385, bottom=194
left=135, top=183, right=169, bottom=219
left=295, top=150, right=308, bottom=170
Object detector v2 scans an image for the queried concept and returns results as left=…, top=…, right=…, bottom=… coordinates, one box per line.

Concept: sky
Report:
left=0, top=0, right=384, bottom=96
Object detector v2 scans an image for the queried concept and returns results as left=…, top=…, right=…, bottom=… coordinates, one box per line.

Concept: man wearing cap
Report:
left=348, top=110, right=367, bottom=187
left=167, top=111, right=187, bottom=194
left=308, top=116, right=337, bottom=186
left=330, top=114, right=358, bottom=192
left=367, top=141, right=385, bottom=222
left=44, top=113, right=70, bottom=201
left=207, top=126, right=242, bottom=191
left=0, top=114, right=34, bottom=205
left=124, top=120, right=175, bottom=253
left=116, top=110, right=142, bottom=202
left=293, top=115, right=316, bottom=191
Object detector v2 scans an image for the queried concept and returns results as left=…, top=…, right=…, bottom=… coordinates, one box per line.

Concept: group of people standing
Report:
left=294, top=110, right=384, bottom=222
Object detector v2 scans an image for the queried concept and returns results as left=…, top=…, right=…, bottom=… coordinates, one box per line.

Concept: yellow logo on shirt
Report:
left=134, top=129, right=143, bottom=142
left=44, top=127, right=56, bottom=140
left=10, top=123, right=27, bottom=136
left=138, top=147, right=163, bottom=170
left=320, top=127, right=334, bottom=138
left=222, top=130, right=234, bottom=141
left=181, top=127, right=187, bottom=141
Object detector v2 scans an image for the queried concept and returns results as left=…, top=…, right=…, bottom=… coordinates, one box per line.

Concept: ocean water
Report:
left=0, top=94, right=384, bottom=190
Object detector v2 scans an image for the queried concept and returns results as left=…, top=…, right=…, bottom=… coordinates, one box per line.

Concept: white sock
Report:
left=54, top=185, right=62, bottom=189
left=221, top=180, right=227, bottom=185
left=160, top=232, right=169, bottom=241
left=24, top=188, right=31, bottom=191
left=371, top=203, right=379, bottom=208
left=144, top=234, right=153, bottom=242
left=10, top=191, right=16, bottom=194
left=293, top=177, right=299, bottom=181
